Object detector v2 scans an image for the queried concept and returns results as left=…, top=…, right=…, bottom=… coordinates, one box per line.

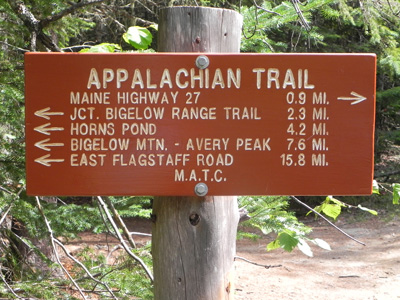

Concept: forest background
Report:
left=0, top=0, right=400, bottom=299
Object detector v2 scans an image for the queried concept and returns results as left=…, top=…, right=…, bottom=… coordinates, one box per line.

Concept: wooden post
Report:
left=152, top=7, right=242, bottom=300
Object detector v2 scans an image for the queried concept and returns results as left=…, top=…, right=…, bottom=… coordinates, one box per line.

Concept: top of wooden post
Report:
left=158, top=6, right=243, bottom=53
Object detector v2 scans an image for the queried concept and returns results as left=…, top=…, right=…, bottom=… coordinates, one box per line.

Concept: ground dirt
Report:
left=65, top=211, right=400, bottom=300
left=234, top=214, right=400, bottom=300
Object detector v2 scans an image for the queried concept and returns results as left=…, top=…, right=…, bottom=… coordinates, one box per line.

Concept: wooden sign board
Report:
left=25, top=53, right=376, bottom=196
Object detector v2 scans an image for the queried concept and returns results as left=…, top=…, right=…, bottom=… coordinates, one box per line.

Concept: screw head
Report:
left=194, top=183, right=208, bottom=196
left=195, top=55, right=209, bottom=69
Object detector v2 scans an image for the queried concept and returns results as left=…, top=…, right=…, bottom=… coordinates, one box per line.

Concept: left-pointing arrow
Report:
left=35, top=138, right=64, bottom=151
left=35, top=154, right=64, bottom=167
left=34, top=123, right=64, bottom=135
left=35, top=107, right=64, bottom=120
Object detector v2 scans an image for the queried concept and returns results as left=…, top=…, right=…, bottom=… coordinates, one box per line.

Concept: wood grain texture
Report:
left=153, top=6, right=242, bottom=300
left=158, top=7, right=242, bottom=53
left=152, top=196, right=239, bottom=300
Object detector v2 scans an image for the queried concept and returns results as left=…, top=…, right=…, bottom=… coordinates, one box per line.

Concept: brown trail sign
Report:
left=24, top=6, right=376, bottom=300
left=25, top=53, right=376, bottom=196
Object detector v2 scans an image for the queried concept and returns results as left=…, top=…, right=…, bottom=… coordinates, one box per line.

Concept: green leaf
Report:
left=321, top=203, right=341, bottom=220
left=267, top=230, right=299, bottom=252
left=372, top=180, right=380, bottom=194
left=149, top=24, right=158, bottom=31
left=297, top=239, right=313, bottom=257
left=357, top=204, right=378, bottom=215
left=392, top=183, right=400, bottom=205
left=311, top=238, right=331, bottom=251
left=326, top=195, right=345, bottom=207
left=80, top=43, right=121, bottom=53
left=123, top=26, right=153, bottom=50
left=277, top=231, right=298, bottom=252
left=307, top=204, right=322, bottom=216
left=267, top=239, right=281, bottom=251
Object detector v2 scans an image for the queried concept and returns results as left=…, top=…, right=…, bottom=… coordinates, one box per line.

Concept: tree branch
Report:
left=96, top=196, right=154, bottom=282
left=40, top=0, right=106, bottom=28
left=0, top=271, right=22, bottom=299
left=53, top=238, right=118, bottom=299
left=34, top=197, right=88, bottom=299
left=6, top=0, right=61, bottom=51
left=0, top=41, right=29, bottom=53
left=290, top=196, right=366, bottom=246
left=253, top=0, right=281, bottom=16
left=103, top=196, right=136, bottom=249
left=291, top=0, right=311, bottom=31
left=234, top=256, right=282, bottom=269
left=0, top=205, right=12, bottom=227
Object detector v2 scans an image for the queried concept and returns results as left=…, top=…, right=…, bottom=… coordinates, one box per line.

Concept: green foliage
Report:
left=45, top=16, right=95, bottom=49
left=238, top=196, right=329, bottom=256
left=1, top=280, right=73, bottom=299
left=80, top=43, right=122, bottom=53
left=240, top=0, right=400, bottom=89
left=393, top=183, right=400, bottom=205
left=0, top=0, right=399, bottom=296
left=357, top=204, right=378, bottom=216
left=0, top=65, right=25, bottom=186
left=267, top=229, right=299, bottom=252
left=109, top=196, right=152, bottom=219
left=372, top=180, right=380, bottom=195
left=74, top=246, right=153, bottom=300
left=310, top=196, right=345, bottom=220
left=238, top=196, right=311, bottom=236
left=10, top=196, right=152, bottom=240
left=123, top=26, right=153, bottom=50
left=81, top=26, right=155, bottom=52
left=266, top=228, right=331, bottom=257
left=376, top=87, right=400, bottom=131
left=310, top=196, right=378, bottom=220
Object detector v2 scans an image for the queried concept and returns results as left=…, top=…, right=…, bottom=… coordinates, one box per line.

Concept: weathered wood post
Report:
left=152, top=7, right=243, bottom=300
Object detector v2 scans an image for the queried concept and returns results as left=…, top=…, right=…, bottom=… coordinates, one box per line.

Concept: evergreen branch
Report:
left=0, top=41, right=29, bottom=53
left=34, top=197, right=88, bottom=300
left=95, top=197, right=120, bottom=242
left=0, top=185, right=24, bottom=226
left=386, top=0, right=400, bottom=16
left=0, top=185, right=12, bottom=195
left=253, top=0, right=281, bottom=16
left=290, top=196, right=366, bottom=246
left=0, top=271, right=22, bottom=299
left=0, top=205, right=12, bottom=227
left=104, top=196, right=137, bottom=249
left=96, top=196, right=154, bottom=283
left=5, top=0, right=61, bottom=51
left=53, top=238, right=118, bottom=299
left=291, top=0, right=311, bottom=31
left=40, top=0, right=106, bottom=28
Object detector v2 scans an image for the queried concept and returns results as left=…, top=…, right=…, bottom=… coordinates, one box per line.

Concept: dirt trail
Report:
left=65, top=215, right=400, bottom=299
left=234, top=216, right=400, bottom=300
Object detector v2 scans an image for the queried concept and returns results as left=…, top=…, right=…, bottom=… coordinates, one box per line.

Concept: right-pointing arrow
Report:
left=337, top=91, right=367, bottom=105
left=35, top=154, right=64, bottom=167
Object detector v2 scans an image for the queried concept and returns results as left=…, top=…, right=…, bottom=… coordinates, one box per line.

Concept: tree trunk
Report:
left=152, top=7, right=243, bottom=300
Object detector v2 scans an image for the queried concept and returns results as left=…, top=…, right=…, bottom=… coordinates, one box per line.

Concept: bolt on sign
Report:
left=25, top=53, right=376, bottom=196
